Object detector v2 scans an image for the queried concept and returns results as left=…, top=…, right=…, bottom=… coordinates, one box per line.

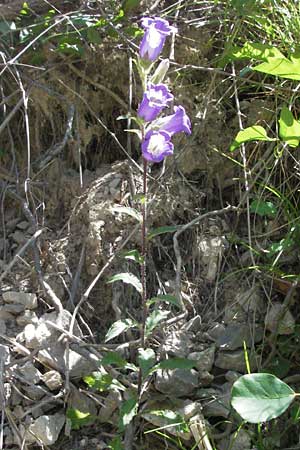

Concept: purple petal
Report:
left=142, top=130, right=174, bottom=163
left=138, top=83, right=173, bottom=122
left=155, top=105, right=192, bottom=136
left=139, top=17, right=177, bottom=61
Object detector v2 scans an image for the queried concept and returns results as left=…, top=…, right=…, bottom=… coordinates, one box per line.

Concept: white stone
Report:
left=3, top=292, right=37, bottom=309
left=24, top=324, right=39, bottom=348
left=27, top=413, right=65, bottom=445
left=18, top=361, right=42, bottom=384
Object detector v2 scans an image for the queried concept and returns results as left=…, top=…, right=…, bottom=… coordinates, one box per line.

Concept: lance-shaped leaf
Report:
left=118, top=397, right=138, bottom=432
left=148, top=225, right=181, bottom=240
left=230, top=125, right=275, bottom=151
left=105, top=318, right=137, bottom=342
left=145, top=310, right=170, bottom=336
left=279, top=107, right=300, bottom=147
left=138, top=347, right=156, bottom=379
left=231, top=373, right=295, bottom=423
left=107, top=273, right=142, bottom=294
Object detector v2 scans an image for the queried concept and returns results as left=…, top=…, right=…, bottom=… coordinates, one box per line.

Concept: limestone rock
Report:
left=155, top=368, right=199, bottom=396
left=38, top=342, right=96, bottom=379
left=265, top=303, right=295, bottom=335
left=216, top=324, right=263, bottom=351
left=188, top=346, right=215, bottom=373
left=26, top=413, right=65, bottom=445
left=3, top=291, right=37, bottom=309
left=215, top=350, right=258, bottom=372
left=18, top=361, right=42, bottom=384
left=161, top=331, right=192, bottom=358
left=16, top=310, right=38, bottom=327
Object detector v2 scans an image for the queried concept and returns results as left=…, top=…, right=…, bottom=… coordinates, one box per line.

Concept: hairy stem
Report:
left=141, top=158, right=148, bottom=349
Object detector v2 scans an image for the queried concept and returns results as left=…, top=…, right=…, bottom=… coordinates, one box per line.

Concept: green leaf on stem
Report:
left=83, top=372, right=126, bottom=391
left=147, top=225, right=181, bottom=240
left=104, top=318, right=137, bottom=342
left=231, top=373, right=295, bottom=423
left=145, top=310, right=170, bottom=336
left=118, top=397, right=138, bottom=432
left=121, top=249, right=144, bottom=264
left=230, top=125, right=275, bottom=151
left=138, top=348, right=156, bottom=379
left=107, top=273, right=142, bottom=294
left=279, top=107, right=300, bottom=147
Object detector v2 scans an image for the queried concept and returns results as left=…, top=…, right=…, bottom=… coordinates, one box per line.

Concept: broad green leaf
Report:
left=83, top=372, right=126, bottom=391
left=145, top=310, right=170, bottom=335
left=107, top=273, right=142, bottom=294
left=148, top=225, right=181, bottom=240
left=138, top=348, right=156, bottom=379
left=66, top=408, right=94, bottom=430
left=230, top=42, right=284, bottom=61
left=118, top=397, right=138, bottom=432
left=121, top=249, right=144, bottom=264
left=279, top=107, right=300, bottom=147
left=105, top=318, right=137, bottom=342
left=153, top=358, right=197, bottom=372
left=147, top=294, right=181, bottom=309
left=230, top=126, right=275, bottom=151
left=143, top=409, right=189, bottom=434
left=254, top=57, right=300, bottom=80
left=250, top=200, right=277, bottom=218
left=112, top=206, right=142, bottom=222
left=231, top=373, right=295, bottom=423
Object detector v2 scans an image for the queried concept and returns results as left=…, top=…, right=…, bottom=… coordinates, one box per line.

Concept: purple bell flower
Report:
left=138, top=83, right=173, bottom=122
left=155, top=105, right=192, bottom=136
left=139, top=17, right=177, bottom=62
left=142, top=130, right=174, bottom=163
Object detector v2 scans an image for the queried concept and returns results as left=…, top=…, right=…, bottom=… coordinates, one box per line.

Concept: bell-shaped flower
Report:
left=155, top=105, right=192, bottom=136
left=142, top=130, right=173, bottom=163
left=139, top=17, right=177, bottom=62
left=138, top=83, right=173, bottom=122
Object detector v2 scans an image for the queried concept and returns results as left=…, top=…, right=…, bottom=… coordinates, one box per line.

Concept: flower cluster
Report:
left=138, top=17, right=191, bottom=163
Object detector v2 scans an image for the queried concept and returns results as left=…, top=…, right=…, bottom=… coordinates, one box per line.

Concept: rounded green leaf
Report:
left=231, top=373, right=295, bottom=423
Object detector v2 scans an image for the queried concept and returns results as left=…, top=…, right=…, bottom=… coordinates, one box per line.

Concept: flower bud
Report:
left=151, top=59, right=170, bottom=84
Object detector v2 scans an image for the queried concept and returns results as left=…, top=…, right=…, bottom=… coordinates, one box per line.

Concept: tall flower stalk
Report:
left=135, top=17, right=192, bottom=354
